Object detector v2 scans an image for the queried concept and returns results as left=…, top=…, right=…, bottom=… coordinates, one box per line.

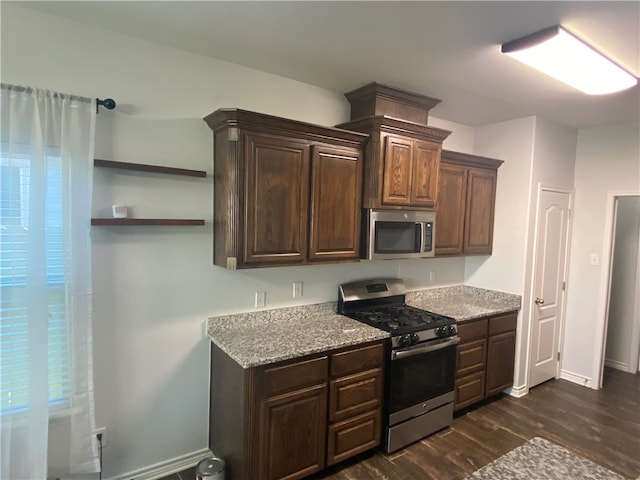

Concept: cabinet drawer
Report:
left=327, top=409, right=381, bottom=466
left=331, top=342, right=384, bottom=378
left=457, top=318, right=488, bottom=342
left=489, top=312, right=517, bottom=335
left=262, top=356, right=328, bottom=397
left=456, top=338, right=486, bottom=378
left=329, top=368, right=383, bottom=422
left=454, top=371, right=485, bottom=411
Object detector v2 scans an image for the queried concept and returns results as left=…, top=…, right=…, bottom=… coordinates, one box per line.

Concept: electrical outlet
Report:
left=255, top=291, right=266, bottom=308
left=95, top=427, right=107, bottom=447
left=429, top=270, right=436, bottom=282
left=293, top=281, right=303, bottom=298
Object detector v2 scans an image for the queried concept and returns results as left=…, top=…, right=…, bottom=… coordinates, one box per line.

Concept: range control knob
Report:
left=399, top=334, right=412, bottom=347
left=436, top=326, right=455, bottom=338
left=410, top=333, right=420, bottom=345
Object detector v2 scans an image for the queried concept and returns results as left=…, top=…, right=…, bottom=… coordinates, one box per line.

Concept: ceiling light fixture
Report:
left=501, top=25, right=637, bottom=95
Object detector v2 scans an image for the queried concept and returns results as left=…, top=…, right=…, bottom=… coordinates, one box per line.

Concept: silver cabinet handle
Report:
left=535, top=297, right=545, bottom=305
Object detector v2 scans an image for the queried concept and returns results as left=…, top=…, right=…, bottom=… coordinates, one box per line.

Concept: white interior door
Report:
left=529, top=189, right=571, bottom=388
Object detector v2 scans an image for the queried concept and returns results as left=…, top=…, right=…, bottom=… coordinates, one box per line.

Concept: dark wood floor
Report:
left=165, top=368, right=640, bottom=480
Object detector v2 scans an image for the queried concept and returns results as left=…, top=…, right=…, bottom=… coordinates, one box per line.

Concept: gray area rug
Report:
left=464, top=437, right=627, bottom=480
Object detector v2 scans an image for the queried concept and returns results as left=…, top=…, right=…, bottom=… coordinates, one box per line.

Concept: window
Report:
left=0, top=153, right=71, bottom=415
left=2, top=83, right=99, bottom=478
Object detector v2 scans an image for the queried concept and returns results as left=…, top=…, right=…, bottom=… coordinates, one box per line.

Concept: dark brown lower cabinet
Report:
left=486, top=317, right=517, bottom=397
left=454, top=312, right=517, bottom=411
left=210, top=341, right=384, bottom=480
left=327, top=344, right=383, bottom=467
left=259, top=384, right=327, bottom=480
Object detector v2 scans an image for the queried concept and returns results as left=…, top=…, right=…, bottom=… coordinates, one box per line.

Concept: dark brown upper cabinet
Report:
left=337, top=83, right=451, bottom=211
left=204, top=109, right=367, bottom=269
left=336, top=117, right=450, bottom=211
left=435, top=150, right=503, bottom=256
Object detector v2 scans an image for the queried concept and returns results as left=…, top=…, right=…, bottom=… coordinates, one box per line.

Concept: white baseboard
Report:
left=604, top=359, right=630, bottom=372
left=560, top=369, right=593, bottom=389
left=506, top=384, right=528, bottom=398
left=108, top=448, right=212, bottom=480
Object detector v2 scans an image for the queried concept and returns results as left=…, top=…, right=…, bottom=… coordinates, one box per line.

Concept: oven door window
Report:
left=389, top=344, right=456, bottom=415
left=375, top=221, right=421, bottom=254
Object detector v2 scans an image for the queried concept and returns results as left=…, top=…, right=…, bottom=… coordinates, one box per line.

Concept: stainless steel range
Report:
left=338, top=278, right=459, bottom=453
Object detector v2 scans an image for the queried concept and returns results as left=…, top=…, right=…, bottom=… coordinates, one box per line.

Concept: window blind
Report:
left=0, top=155, right=71, bottom=415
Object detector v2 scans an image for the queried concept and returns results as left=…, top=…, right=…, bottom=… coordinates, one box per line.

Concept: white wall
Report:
left=467, top=117, right=536, bottom=390
left=467, top=116, right=578, bottom=391
left=1, top=5, right=471, bottom=478
left=467, top=117, right=536, bottom=295
left=523, top=118, right=577, bottom=389
left=563, top=122, right=640, bottom=387
left=429, top=116, right=475, bottom=154
left=605, top=196, right=640, bottom=371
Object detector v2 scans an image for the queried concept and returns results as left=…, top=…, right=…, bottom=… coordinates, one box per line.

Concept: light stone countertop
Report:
left=207, top=302, right=389, bottom=368
left=406, top=285, right=521, bottom=322
left=207, top=285, right=521, bottom=368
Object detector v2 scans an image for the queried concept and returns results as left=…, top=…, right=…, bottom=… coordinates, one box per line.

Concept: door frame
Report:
left=594, top=192, right=640, bottom=389
left=525, top=185, right=574, bottom=390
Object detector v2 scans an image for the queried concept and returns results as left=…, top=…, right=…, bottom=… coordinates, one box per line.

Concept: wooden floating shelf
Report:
left=91, top=218, right=205, bottom=226
left=94, top=159, right=206, bottom=178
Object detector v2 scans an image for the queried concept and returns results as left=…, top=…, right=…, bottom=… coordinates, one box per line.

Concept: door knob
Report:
left=535, top=297, right=545, bottom=305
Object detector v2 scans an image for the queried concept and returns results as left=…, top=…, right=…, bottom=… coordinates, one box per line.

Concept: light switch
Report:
left=590, top=253, right=600, bottom=266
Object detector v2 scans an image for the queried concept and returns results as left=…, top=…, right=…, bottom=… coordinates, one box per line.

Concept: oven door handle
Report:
left=391, top=336, right=460, bottom=360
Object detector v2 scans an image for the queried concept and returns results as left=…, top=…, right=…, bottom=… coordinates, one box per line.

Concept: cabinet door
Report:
left=309, top=145, right=362, bottom=262
left=244, top=134, right=310, bottom=266
left=463, top=167, right=497, bottom=254
left=435, top=163, right=467, bottom=255
left=381, top=136, right=413, bottom=206
left=259, top=384, right=327, bottom=480
left=486, top=330, right=516, bottom=397
left=410, top=140, right=440, bottom=208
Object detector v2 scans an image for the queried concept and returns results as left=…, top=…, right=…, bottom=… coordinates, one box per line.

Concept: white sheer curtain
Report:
left=0, top=84, right=100, bottom=478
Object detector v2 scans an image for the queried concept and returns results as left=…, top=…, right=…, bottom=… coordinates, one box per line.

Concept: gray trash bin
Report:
left=195, top=456, right=225, bottom=480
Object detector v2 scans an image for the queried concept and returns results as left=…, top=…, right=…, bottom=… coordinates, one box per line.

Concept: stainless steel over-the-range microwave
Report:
left=362, top=209, right=436, bottom=260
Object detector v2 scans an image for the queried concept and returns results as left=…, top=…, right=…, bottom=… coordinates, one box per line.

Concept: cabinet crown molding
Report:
left=441, top=150, right=504, bottom=169
left=204, top=108, right=369, bottom=147
left=337, top=116, right=451, bottom=143
left=345, top=82, right=441, bottom=124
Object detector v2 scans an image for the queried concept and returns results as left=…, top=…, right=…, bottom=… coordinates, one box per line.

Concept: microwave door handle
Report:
left=418, top=222, right=425, bottom=252
left=391, top=336, right=460, bottom=360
